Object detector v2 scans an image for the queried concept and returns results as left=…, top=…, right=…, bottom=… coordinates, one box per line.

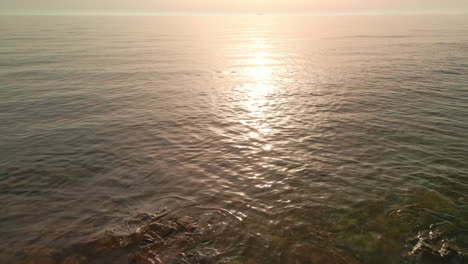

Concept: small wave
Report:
left=433, top=69, right=464, bottom=75
left=3, top=37, right=51, bottom=41
left=347, top=35, right=411, bottom=39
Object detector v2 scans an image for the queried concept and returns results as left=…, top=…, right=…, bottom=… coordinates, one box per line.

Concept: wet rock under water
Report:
left=11, top=210, right=468, bottom=264
left=409, top=230, right=468, bottom=264
left=17, top=215, right=221, bottom=264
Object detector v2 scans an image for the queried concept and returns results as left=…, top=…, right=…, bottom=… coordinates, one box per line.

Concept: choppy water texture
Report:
left=1, top=15, right=468, bottom=264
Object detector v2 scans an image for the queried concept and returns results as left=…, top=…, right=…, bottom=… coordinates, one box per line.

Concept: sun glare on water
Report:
left=234, top=36, right=283, bottom=149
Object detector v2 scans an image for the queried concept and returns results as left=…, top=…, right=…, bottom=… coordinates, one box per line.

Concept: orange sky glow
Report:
left=1, top=0, right=467, bottom=14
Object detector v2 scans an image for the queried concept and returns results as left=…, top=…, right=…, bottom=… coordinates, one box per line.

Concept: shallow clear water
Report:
left=1, top=15, right=468, bottom=263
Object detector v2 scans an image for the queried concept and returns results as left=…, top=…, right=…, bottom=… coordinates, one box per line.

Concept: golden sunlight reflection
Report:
left=242, top=40, right=277, bottom=96
left=236, top=37, right=282, bottom=151
left=246, top=66, right=273, bottom=82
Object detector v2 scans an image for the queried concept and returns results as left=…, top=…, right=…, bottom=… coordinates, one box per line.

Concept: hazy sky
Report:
left=1, top=0, right=467, bottom=14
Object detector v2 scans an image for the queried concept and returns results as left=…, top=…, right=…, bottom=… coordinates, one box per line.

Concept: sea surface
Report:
left=1, top=15, right=468, bottom=263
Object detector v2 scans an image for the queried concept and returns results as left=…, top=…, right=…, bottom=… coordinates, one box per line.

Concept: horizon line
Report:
left=1, top=10, right=467, bottom=16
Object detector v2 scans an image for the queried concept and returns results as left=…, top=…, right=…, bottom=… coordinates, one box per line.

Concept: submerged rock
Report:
left=329, top=188, right=468, bottom=264
left=17, top=216, right=220, bottom=264
left=410, top=230, right=468, bottom=264
left=12, top=199, right=468, bottom=264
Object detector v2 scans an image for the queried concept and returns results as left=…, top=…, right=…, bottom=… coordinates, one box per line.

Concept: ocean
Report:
left=1, top=15, right=468, bottom=263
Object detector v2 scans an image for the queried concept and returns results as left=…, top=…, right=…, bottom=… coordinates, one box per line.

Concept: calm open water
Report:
left=1, top=15, right=468, bottom=263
